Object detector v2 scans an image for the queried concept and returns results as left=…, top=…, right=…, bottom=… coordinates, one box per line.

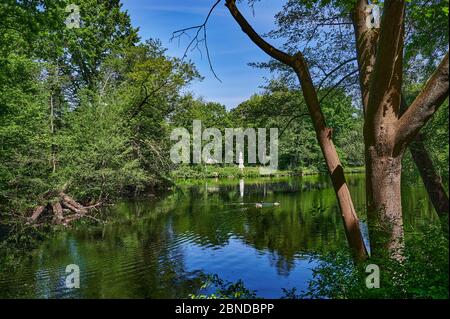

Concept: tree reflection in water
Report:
left=0, top=175, right=436, bottom=298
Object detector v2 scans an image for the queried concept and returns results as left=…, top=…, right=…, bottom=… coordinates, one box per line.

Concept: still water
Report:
left=0, top=175, right=438, bottom=298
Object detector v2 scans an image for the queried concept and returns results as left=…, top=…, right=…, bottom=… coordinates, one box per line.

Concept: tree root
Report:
left=28, top=192, right=102, bottom=226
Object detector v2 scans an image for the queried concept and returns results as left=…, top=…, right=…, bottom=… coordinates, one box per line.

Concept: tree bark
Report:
left=60, top=192, right=86, bottom=211
left=367, top=151, right=404, bottom=259
left=61, top=200, right=87, bottom=215
left=351, top=0, right=381, bottom=258
left=351, top=0, right=379, bottom=115
left=27, top=189, right=99, bottom=225
left=352, top=1, right=449, bottom=258
left=410, top=137, right=449, bottom=215
left=352, top=0, right=407, bottom=259
left=352, top=0, right=406, bottom=259
left=396, top=53, right=449, bottom=152
left=225, top=0, right=368, bottom=260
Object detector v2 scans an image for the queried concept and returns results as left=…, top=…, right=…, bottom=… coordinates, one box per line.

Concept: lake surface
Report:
left=0, top=175, right=439, bottom=298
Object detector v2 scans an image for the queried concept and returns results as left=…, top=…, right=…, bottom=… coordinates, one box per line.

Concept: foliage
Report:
left=252, top=0, right=448, bottom=94
left=0, top=2, right=198, bottom=221
left=170, top=94, right=232, bottom=130
left=0, top=55, right=52, bottom=211
left=230, top=87, right=364, bottom=171
left=190, top=274, right=258, bottom=299
left=301, top=225, right=449, bottom=299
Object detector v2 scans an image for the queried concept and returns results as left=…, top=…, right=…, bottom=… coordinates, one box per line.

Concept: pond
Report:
left=0, top=175, right=439, bottom=298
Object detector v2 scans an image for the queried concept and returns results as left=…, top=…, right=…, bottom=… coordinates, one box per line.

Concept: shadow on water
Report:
left=0, top=175, right=438, bottom=298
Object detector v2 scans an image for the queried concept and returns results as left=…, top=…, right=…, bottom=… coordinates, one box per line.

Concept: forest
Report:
left=0, top=0, right=448, bottom=300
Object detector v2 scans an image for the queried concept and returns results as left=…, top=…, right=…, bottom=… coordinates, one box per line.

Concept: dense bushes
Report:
left=0, top=2, right=198, bottom=217
left=302, top=225, right=449, bottom=299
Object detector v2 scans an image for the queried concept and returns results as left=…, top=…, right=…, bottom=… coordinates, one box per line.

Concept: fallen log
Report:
left=61, top=197, right=87, bottom=215
left=63, top=214, right=84, bottom=224
left=30, top=206, right=46, bottom=223
left=61, top=200, right=87, bottom=215
left=60, top=192, right=85, bottom=210
left=52, top=202, right=64, bottom=224
left=29, top=190, right=102, bottom=225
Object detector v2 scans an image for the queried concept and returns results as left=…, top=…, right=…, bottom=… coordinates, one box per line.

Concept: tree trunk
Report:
left=366, top=150, right=404, bottom=259
left=224, top=0, right=368, bottom=261
left=318, top=125, right=369, bottom=261
left=351, top=0, right=448, bottom=260
left=410, top=135, right=449, bottom=218
left=400, top=97, right=449, bottom=234
left=50, top=92, right=56, bottom=174
left=293, top=58, right=368, bottom=261
left=409, top=135, right=449, bottom=234
left=351, top=1, right=380, bottom=258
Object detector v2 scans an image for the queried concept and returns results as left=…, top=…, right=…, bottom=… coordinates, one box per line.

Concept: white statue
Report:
left=238, top=151, right=245, bottom=172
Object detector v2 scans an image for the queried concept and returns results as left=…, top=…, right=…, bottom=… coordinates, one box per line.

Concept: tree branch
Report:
left=317, top=57, right=357, bottom=91
left=351, top=0, right=380, bottom=114
left=367, top=0, right=406, bottom=127
left=319, top=69, right=359, bottom=104
left=395, top=52, right=449, bottom=151
left=224, top=0, right=295, bottom=67
left=171, top=0, right=222, bottom=81
left=279, top=113, right=309, bottom=138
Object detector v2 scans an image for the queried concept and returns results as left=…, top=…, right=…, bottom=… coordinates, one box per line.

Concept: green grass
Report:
left=170, top=165, right=365, bottom=180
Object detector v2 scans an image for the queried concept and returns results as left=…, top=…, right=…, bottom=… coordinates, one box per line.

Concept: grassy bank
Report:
left=170, top=165, right=365, bottom=180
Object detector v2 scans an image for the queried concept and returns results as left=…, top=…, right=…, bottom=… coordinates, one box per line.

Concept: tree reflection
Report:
left=0, top=176, right=436, bottom=298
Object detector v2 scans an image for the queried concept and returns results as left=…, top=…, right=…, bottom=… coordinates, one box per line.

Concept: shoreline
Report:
left=170, top=166, right=366, bottom=181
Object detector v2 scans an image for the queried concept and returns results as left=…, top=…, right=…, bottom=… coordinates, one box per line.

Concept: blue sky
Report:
left=121, top=0, right=287, bottom=109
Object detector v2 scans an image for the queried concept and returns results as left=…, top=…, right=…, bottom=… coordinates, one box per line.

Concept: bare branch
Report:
left=318, top=57, right=358, bottom=91
left=130, top=78, right=171, bottom=120
left=279, top=113, right=309, bottom=138
left=319, top=69, right=358, bottom=104
left=171, top=0, right=222, bottom=82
